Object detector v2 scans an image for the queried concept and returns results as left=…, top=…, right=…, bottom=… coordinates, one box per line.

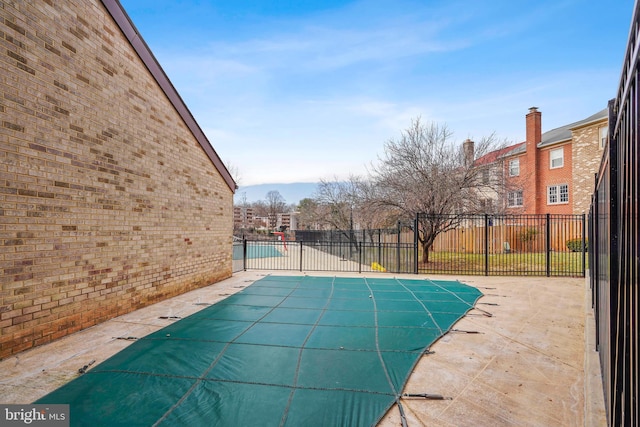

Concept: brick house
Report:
left=466, top=141, right=520, bottom=213
left=0, top=0, right=236, bottom=359
left=276, top=212, right=298, bottom=231
left=473, top=107, right=607, bottom=215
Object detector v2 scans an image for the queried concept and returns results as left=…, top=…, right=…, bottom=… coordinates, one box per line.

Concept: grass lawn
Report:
left=419, top=251, right=587, bottom=276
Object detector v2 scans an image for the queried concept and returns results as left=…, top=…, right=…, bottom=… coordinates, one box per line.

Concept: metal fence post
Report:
left=396, top=221, right=401, bottom=273
left=545, top=213, right=551, bottom=277
left=581, top=213, right=586, bottom=278
left=414, top=215, right=419, bottom=274
left=591, top=173, right=600, bottom=350
left=243, top=238, right=247, bottom=271
left=299, top=240, right=303, bottom=272
left=378, top=229, right=382, bottom=267
left=484, top=214, right=489, bottom=276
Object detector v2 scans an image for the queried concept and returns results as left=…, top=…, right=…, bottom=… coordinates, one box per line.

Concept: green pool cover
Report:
left=233, top=243, right=284, bottom=260
left=36, top=275, right=482, bottom=426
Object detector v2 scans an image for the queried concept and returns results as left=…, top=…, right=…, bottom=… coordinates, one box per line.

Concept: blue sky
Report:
left=120, top=0, right=634, bottom=186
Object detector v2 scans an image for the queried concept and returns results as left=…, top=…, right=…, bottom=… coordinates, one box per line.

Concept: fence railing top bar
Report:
left=615, top=3, right=640, bottom=125
left=416, top=213, right=584, bottom=219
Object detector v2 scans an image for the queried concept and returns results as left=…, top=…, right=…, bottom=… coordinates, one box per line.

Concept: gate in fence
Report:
left=233, top=213, right=586, bottom=277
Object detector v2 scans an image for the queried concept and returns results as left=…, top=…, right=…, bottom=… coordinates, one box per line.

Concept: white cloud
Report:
left=129, top=0, right=632, bottom=185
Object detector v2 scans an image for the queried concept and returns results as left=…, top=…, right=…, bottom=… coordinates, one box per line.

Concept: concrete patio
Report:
left=0, top=271, right=606, bottom=426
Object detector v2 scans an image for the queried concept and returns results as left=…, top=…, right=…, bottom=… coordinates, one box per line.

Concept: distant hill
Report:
left=234, top=182, right=319, bottom=205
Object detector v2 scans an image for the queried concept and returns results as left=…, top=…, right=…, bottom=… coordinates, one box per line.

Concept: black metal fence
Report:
left=589, top=3, right=640, bottom=424
left=233, top=213, right=586, bottom=277
left=417, top=213, right=586, bottom=276
left=235, top=226, right=416, bottom=274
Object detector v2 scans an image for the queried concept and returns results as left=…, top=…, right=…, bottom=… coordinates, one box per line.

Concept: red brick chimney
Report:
left=463, top=138, right=474, bottom=167
left=525, top=107, right=541, bottom=213
left=526, top=106, right=542, bottom=145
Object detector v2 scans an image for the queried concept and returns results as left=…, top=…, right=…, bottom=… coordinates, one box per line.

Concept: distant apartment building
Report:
left=234, top=207, right=299, bottom=232
left=470, top=107, right=607, bottom=215
left=233, top=206, right=255, bottom=228
left=276, top=212, right=298, bottom=231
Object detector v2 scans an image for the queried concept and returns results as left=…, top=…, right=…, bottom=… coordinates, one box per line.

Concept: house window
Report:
left=600, top=126, right=608, bottom=148
left=547, top=184, right=569, bottom=204
left=507, top=190, right=523, bottom=208
left=508, top=159, right=520, bottom=176
left=549, top=148, right=564, bottom=169
left=482, top=169, right=490, bottom=184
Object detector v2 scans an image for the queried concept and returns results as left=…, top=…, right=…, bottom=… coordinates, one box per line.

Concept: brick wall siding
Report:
left=572, top=121, right=606, bottom=214
left=0, top=1, right=233, bottom=359
left=503, top=143, right=574, bottom=215
left=536, top=143, right=574, bottom=215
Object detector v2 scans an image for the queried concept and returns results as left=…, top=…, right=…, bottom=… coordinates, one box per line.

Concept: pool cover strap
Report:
left=36, top=275, right=483, bottom=426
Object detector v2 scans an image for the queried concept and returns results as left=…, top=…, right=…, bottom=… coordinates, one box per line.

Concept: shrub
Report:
left=566, top=238, right=588, bottom=252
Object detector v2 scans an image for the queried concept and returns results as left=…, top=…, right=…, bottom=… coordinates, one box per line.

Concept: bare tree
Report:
left=265, top=190, right=287, bottom=229
left=251, top=200, right=268, bottom=217
left=313, top=176, right=366, bottom=230
left=368, top=117, right=505, bottom=263
left=225, top=160, right=242, bottom=187
left=296, top=197, right=321, bottom=230
left=310, top=176, right=371, bottom=253
left=355, top=179, right=398, bottom=234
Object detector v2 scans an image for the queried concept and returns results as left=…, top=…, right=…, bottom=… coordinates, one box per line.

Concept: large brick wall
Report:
left=0, top=1, right=234, bottom=359
left=571, top=121, right=606, bottom=214
left=536, top=143, right=574, bottom=215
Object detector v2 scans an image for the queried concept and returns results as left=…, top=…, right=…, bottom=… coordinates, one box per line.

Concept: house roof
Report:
left=538, top=108, right=608, bottom=148
left=504, top=143, right=526, bottom=157
left=499, top=108, right=608, bottom=158
left=473, top=143, right=524, bottom=166
left=101, top=0, right=237, bottom=192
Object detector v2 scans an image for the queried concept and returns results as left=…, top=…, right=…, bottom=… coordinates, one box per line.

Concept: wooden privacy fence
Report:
left=431, top=215, right=585, bottom=254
